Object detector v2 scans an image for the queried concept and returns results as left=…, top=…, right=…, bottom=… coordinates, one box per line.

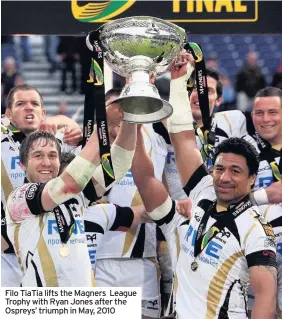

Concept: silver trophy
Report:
left=87, top=16, right=187, bottom=123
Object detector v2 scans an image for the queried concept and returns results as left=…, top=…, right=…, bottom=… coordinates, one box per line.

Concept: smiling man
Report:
left=5, top=115, right=136, bottom=286
left=248, top=87, right=282, bottom=317
left=1, top=84, right=83, bottom=287
left=251, top=87, right=282, bottom=194
left=161, top=58, right=277, bottom=318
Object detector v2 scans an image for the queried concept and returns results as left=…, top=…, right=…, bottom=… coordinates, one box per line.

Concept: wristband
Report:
left=253, top=188, right=269, bottom=206
left=167, top=65, right=194, bottom=134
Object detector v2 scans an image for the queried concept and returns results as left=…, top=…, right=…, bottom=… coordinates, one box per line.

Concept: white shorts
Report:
left=1, top=253, right=22, bottom=287
left=95, top=258, right=161, bottom=318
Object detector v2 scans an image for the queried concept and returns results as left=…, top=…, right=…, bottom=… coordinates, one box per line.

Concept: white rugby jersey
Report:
left=1, top=121, right=75, bottom=253
left=254, top=150, right=281, bottom=191
left=151, top=165, right=277, bottom=319
left=83, top=204, right=135, bottom=271
left=259, top=203, right=282, bottom=314
left=98, top=124, right=167, bottom=259
left=6, top=182, right=95, bottom=287
left=161, top=110, right=257, bottom=200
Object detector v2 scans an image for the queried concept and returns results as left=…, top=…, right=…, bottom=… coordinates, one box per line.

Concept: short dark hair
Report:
left=206, top=68, right=223, bottom=99
left=6, top=84, right=44, bottom=109
left=105, top=87, right=122, bottom=103
left=59, top=152, right=76, bottom=174
left=20, top=131, right=61, bottom=166
left=212, top=137, right=259, bottom=176
left=254, top=86, right=282, bottom=107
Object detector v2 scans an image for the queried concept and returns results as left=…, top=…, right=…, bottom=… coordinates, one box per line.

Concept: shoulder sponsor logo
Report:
left=264, top=237, right=276, bottom=249
left=26, top=184, right=39, bottom=200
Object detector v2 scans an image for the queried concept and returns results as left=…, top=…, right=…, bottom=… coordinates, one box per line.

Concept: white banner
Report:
left=1, top=287, right=141, bottom=318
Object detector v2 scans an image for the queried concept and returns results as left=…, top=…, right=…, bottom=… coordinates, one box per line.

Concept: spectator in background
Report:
left=1, top=36, right=20, bottom=69
left=206, top=55, right=228, bottom=77
left=57, top=36, right=79, bottom=94
left=56, top=99, right=72, bottom=118
left=236, top=51, right=266, bottom=112
left=44, top=36, right=59, bottom=74
left=206, top=56, right=236, bottom=112
left=215, top=75, right=236, bottom=112
left=20, top=36, right=33, bottom=62
left=271, top=57, right=282, bottom=90
left=1, top=57, right=23, bottom=114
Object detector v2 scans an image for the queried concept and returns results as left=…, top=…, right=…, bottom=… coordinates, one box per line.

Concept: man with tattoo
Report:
left=131, top=55, right=277, bottom=318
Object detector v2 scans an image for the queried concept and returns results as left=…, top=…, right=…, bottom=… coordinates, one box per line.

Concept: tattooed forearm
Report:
left=258, top=265, right=277, bottom=282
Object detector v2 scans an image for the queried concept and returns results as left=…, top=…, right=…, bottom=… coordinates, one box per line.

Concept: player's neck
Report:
left=272, top=143, right=282, bottom=151
left=216, top=194, right=249, bottom=211
left=269, top=135, right=282, bottom=149
left=215, top=204, right=227, bottom=212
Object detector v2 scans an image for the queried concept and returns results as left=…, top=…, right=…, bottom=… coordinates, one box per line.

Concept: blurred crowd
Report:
left=2, top=35, right=282, bottom=118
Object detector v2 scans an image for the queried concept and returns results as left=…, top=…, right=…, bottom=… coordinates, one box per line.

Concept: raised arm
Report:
left=41, top=121, right=137, bottom=210
left=131, top=126, right=169, bottom=213
left=92, top=122, right=137, bottom=196
left=167, top=55, right=203, bottom=186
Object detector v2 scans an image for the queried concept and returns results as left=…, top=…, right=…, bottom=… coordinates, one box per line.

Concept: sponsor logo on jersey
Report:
left=147, top=299, right=158, bottom=310
left=26, top=184, right=39, bottom=200
left=48, top=220, right=84, bottom=235
left=184, top=225, right=223, bottom=260
left=264, top=237, right=276, bottom=249
left=257, top=176, right=273, bottom=188
left=11, top=156, right=20, bottom=169
left=116, top=170, right=135, bottom=186
left=88, top=249, right=97, bottom=265
left=86, top=234, right=97, bottom=243
left=167, top=151, right=176, bottom=165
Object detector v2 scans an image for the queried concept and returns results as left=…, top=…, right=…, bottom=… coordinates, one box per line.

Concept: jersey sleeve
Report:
left=83, top=203, right=134, bottom=270
left=183, top=164, right=215, bottom=206
left=214, top=110, right=248, bottom=144
left=84, top=203, right=135, bottom=233
left=243, top=213, right=277, bottom=268
left=6, top=183, right=46, bottom=222
left=147, top=198, right=187, bottom=271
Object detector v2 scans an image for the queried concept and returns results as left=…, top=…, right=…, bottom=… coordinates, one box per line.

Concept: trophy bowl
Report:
left=88, top=16, right=187, bottom=123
